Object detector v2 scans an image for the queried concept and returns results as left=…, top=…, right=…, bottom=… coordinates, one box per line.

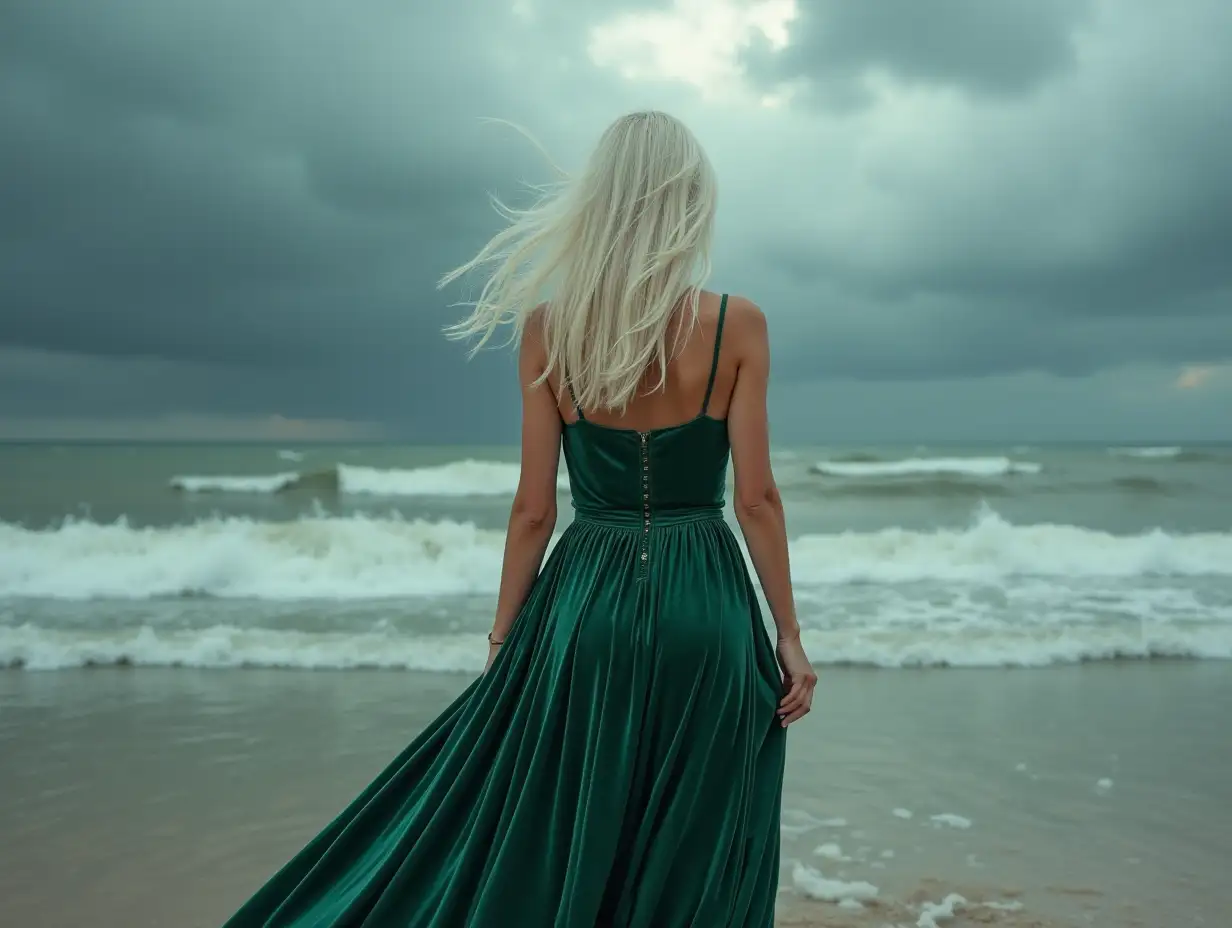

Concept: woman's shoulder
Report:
left=522, top=302, right=550, bottom=349
left=707, top=291, right=766, bottom=347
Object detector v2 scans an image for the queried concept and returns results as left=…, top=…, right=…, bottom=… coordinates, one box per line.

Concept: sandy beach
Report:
left=3, top=662, right=1229, bottom=927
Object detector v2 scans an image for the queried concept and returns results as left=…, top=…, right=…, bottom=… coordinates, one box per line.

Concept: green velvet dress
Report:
left=222, top=295, right=787, bottom=927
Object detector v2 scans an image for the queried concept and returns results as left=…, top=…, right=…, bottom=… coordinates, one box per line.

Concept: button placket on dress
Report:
left=639, top=431, right=651, bottom=580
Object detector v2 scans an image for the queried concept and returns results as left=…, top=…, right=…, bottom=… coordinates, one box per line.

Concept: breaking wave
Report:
left=810, top=456, right=1041, bottom=479
left=170, top=460, right=569, bottom=497
left=3, top=508, right=1231, bottom=602
left=1108, top=446, right=1223, bottom=463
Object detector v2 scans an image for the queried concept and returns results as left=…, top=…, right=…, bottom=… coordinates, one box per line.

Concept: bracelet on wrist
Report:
left=487, top=632, right=505, bottom=646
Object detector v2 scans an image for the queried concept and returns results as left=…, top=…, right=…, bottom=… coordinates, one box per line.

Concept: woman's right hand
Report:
left=775, top=634, right=817, bottom=727
left=484, top=642, right=502, bottom=673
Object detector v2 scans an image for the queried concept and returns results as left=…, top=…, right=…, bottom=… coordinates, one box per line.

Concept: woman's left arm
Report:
left=486, top=321, right=561, bottom=666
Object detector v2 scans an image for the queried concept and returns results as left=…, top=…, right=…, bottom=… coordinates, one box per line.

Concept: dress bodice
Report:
left=563, top=416, right=729, bottom=518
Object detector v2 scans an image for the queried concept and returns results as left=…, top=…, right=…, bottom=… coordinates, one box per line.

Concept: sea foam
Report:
left=810, top=456, right=1041, bottom=479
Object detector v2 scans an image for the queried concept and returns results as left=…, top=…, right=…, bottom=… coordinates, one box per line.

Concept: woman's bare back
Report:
left=550, top=289, right=746, bottom=430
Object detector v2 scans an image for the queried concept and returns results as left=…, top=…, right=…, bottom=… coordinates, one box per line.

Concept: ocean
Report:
left=4, top=439, right=1232, bottom=925
left=3, top=440, right=1230, bottom=672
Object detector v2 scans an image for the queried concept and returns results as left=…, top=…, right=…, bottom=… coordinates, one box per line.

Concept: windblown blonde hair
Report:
left=440, top=110, right=717, bottom=411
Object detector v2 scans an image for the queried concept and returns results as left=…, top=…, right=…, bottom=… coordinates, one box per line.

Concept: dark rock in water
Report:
left=1112, top=476, right=1171, bottom=495
left=278, top=468, right=341, bottom=494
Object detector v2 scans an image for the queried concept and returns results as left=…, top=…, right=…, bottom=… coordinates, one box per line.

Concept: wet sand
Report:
left=2, top=663, right=1229, bottom=927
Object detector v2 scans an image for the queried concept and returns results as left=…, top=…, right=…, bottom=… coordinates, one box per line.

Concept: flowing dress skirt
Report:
left=223, top=511, right=787, bottom=927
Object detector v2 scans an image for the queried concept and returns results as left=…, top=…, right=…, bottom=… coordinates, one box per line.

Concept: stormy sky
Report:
left=2, top=0, right=1230, bottom=443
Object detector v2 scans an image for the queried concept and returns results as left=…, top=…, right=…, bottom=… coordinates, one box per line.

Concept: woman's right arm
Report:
left=726, top=299, right=817, bottom=727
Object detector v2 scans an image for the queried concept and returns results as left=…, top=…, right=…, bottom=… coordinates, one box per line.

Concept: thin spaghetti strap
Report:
left=566, top=378, right=585, bottom=421
left=700, top=293, right=728, bottom=416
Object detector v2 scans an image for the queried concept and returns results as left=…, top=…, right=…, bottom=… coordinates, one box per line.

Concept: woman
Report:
left=223, top=110, right=816, bottom=927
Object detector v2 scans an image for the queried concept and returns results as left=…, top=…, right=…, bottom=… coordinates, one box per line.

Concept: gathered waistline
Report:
left=572, top=505, right=724, bottom=528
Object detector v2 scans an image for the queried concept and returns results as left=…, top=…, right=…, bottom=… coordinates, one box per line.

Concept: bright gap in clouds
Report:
left=588, top=0, right=798, bottom=105
left=1175, top=364, right=1229, bottom=390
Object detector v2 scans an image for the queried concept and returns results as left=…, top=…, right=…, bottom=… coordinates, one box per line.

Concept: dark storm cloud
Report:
left=743, top=0, right=1092, bottom=103
left=0, top=0, right=518, bottom=317
left=767, top=294, right=1232, bottom=383
left=0, top=0, right=582, bottom=437
left=728, top=0, right=1232, bottom=388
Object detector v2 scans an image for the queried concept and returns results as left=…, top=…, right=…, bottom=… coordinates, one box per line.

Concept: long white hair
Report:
left=440, top=110, right=718, bottom=411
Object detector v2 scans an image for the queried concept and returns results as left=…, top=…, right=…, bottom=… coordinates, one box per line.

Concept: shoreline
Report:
left=7, top=652, right=1223, bottom=669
